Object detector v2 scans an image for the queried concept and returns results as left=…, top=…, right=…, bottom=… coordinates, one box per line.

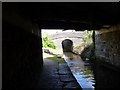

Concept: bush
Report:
left=82, top=30, right=93, bottom=47
left=73, top=30, right=93, bottom=55
left=42, top=33, right=56, bottom=49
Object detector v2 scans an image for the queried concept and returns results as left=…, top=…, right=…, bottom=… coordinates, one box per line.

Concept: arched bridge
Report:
left=49, top=31, right=83, bottom=40
left=49, top=31, right=84, bottom=50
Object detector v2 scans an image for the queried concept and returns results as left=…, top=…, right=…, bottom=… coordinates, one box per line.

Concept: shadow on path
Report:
left=36, top=56, right=82, bottom=89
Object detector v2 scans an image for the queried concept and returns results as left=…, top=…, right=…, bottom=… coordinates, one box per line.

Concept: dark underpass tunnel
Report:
left=2, top=2, right=120, bottom=89
left=62, top=39, right=73, bottom=52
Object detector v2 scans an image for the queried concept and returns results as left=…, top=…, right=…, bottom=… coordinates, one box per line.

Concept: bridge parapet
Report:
left=49, top=31, right=83, bottom=40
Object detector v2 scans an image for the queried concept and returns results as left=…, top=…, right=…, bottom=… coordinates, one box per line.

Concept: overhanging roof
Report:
left=3, top=2, right=120, bottom=30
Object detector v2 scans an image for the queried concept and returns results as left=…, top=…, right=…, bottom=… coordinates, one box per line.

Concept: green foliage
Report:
left=80, top=30, right=94, bottom=60
left=82, top=30, right=93, bottom=47
left=42, top=33, right=56, bottom=49
left=73, top=30, right=93, bottom=54
left=48, top=56, right=64, bottom=63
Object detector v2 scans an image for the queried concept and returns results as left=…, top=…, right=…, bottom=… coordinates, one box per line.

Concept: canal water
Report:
left=63, top=52, right=120, bottom=89
left=63, top=52, right=95, bottom=90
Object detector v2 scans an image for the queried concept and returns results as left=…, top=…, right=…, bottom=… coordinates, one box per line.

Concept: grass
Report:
left=48, top=56, right=65, bottom=63
left=43, top=48, right=64, bottom=63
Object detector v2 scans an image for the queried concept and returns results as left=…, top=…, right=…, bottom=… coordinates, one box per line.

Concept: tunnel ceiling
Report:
left=3, top=2, right=120, bottom=30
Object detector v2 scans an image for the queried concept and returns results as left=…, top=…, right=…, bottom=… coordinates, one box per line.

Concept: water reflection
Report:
left=63, top=52, right=95, bottom=90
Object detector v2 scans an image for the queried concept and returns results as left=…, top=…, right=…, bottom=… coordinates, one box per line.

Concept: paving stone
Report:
left=48, top=80, right=64, bottom=88
left=37, top=58, right=81, bottom=89
left=59, top=70, right=72, bottom=75
left=59, top=63, right=72, bottom=75
left=63, top=82, right=81, bottom=88
left=60, top=75, right=75, bottom=82
left=59, top=63, right=69, bottom=69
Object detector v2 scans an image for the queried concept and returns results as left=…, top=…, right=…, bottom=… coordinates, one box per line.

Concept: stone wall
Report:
left=95, top=24, right=120, bottom=68
left=93, top=24, right=120, bottom=88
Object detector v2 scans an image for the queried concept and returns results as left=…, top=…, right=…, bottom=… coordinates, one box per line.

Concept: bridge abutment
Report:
left=94, top=24, right=120, bottom=88
left=95, top=24, right=120, bottom=69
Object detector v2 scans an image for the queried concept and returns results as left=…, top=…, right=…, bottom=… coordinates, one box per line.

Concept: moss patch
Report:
left=43, top=51, right=64, bottom=63
left=48, top=56, right=65, bottom=63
